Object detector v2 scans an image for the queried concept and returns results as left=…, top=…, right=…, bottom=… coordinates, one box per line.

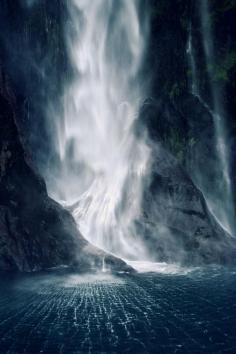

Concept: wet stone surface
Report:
left=0, top=267, right=236, bottom=353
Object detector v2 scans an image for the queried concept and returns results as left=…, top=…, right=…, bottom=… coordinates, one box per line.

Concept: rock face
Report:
left=146, top=0, right=236, bottom=229
left=0, top=69, right=132, bottom=272
left=138, top=91, right=236, bottom=265
left=140, top=93, right=218, bottom=190
left=136, top=143, right=236, bottom=265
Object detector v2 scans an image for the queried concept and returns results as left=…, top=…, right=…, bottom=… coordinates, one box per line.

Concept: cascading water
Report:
left=187, top=0, right=234, bottom=235
left=49, top=0, right=151, bottom=261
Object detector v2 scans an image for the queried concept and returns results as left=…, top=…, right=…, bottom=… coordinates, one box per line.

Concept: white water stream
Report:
left=187, top=0, right=234, bottom=235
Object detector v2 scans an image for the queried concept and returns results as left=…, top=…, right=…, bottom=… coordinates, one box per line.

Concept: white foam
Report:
left=64, top=273, right=124, bottom=287
left=126, top=261, right=192, bottom=275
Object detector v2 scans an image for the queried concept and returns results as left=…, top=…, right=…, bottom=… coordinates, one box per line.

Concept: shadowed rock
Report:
left=137, top=143, right=236, bottom=264
left=0, top=68, right=133, bottom=273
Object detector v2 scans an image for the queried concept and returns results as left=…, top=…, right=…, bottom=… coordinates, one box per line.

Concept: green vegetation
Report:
left=218, top=0, right=236, bottom=12
left=164, top=129, right=185, bottom=163
left=150, top=1, right=169, bottom=19
left=169, top=83, right=181, bottom=99
left=212, top=51, right=236, bottom=82
left=163, top=129, right=197, bottom=164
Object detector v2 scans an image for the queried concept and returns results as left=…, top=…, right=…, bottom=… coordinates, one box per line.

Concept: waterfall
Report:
left=187, top=0, right=234, bottom=235
left=49, top=0, right=150, bottom=260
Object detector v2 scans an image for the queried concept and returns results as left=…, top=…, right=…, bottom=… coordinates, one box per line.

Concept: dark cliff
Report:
left=0, top=68, right=132, bottom=272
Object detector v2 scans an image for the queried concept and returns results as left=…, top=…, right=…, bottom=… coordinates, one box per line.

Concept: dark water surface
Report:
left=0, top=266, right=236, bottom=353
